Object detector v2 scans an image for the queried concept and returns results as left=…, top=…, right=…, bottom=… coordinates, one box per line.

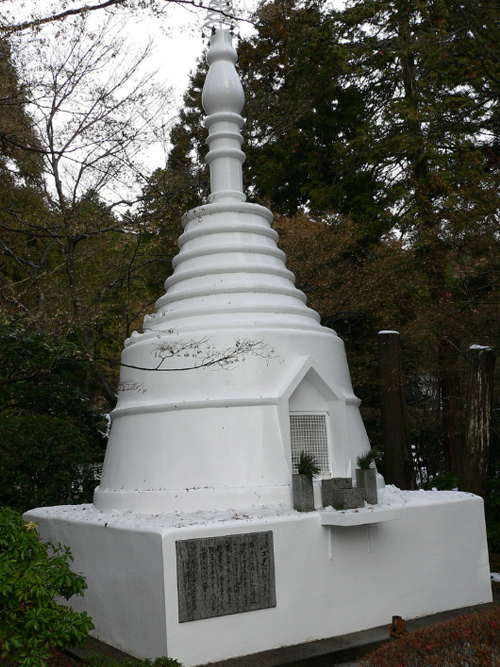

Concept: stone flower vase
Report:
left=292, top=474, right=315, bottom=512
left=356, top=467, right=378, bottom=505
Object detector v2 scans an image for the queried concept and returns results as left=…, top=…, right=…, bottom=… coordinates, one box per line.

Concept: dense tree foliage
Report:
left=0, top=323, right=107, bottom=510
left=333, top=0, right=500, bottom=490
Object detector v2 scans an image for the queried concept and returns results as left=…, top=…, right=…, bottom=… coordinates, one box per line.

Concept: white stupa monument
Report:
left=26, top=8, right=491, bottom=664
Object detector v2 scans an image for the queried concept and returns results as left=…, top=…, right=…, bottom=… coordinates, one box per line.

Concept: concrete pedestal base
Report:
left=356, top=469, right=378, bottom=505
left=25, top=489, right=491, bottom=667
left=292, top=474, right=315, bottom=512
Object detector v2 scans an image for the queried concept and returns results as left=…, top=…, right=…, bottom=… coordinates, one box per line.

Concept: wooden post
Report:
left=439, top=338, right=464, bottom=478
left=378, top=330, right=415, bottom=489
left=462, top=345, right=496, bottom=498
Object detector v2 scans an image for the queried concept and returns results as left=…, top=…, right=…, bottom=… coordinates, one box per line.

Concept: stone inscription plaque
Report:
left=176, top=531, right=276, bottom=622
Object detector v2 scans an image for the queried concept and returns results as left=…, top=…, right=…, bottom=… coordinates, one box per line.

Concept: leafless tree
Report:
left=0, top=14, right=173, bottom=407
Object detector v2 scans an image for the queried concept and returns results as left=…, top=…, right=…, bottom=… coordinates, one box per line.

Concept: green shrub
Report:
left=0, top=508, right=94, bottom=667
left=420, top=469, right=460, bottom=491
left=0, top=322, right=107, bottom=513
left=360, top=609, right=500, bottom=666
left=0, top=413, right=99, bottom=512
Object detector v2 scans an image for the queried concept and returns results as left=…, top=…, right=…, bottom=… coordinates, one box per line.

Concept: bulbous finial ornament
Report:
left=202, top=30, right=244, bottom=116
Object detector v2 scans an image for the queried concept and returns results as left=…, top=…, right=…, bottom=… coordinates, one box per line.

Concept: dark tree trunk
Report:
left=439, top=339, right=464, bottom=478
left=462, top=345, right=496, bottom=498
left=378, top=330, right=415, bottom=489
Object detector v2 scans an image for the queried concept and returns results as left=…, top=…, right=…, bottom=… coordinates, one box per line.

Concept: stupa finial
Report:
left=201, top=6, right=246, bottom=203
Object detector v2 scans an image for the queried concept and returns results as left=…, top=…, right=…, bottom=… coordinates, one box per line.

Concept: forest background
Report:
left=1, top=0, right=500, bottom=547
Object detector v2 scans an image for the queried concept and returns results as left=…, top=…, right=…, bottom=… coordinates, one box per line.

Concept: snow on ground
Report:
left=377, top=484, right=475, bottom=507
left=26, top=485, right=478, bottom=531
left=320, top=484, right=476, bottom=515
left=26, top=501, right=298, bottom=530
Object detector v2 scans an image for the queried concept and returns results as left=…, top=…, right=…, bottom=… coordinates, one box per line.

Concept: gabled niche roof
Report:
left=279, top=356, right=340, bottom=404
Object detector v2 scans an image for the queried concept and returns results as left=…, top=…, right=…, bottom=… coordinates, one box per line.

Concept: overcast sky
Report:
left=129, top=0, right=257, bottom=105
left=117, top=0, right=258, bottom=167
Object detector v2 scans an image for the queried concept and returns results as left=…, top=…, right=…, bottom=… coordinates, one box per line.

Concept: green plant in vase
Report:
left=357, top=448, right=381, bottom=470
left=356, top=448, right=381, bottom=504
left=292, top=450, right=320, bottom=512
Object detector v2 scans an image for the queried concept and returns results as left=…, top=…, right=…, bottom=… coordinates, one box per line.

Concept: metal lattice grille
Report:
left=290, top=414, right=329, bottom=475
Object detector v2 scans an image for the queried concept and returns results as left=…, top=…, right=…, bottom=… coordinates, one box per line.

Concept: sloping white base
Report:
left=25, top=489, right=491, bottom=666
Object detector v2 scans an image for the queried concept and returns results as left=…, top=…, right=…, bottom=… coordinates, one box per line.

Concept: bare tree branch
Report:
left=0, top=0, right=252, bottom=36
left=96, top=338, right=281, bottom=374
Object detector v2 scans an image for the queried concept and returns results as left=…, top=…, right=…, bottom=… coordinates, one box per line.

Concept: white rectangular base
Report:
left=25, top=489, right=492, bottom=667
